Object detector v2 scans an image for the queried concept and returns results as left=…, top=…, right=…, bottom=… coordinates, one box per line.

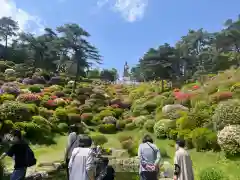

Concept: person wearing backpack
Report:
left=0, top=129, right=36, bottom=180
left=138, top=134, right=161, bottom=180
left=64, top=125, right=80, bottom=180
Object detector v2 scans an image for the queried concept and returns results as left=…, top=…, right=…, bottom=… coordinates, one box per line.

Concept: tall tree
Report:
left=0, top=17, right=19, bottom=59
left=56, top=23, right=101, bottom=89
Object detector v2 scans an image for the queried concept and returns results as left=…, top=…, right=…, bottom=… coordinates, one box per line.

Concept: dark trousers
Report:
left=66, top=158, right=70, bottom=180
left=10, top=168, right=27, bottom=180
left=140, top=171, right=158, bottom=180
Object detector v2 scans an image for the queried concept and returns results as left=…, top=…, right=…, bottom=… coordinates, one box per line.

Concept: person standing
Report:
left=68, top=135, right=96, bottom=180
left=0, top=130, right=36, bottom=180
left=173, top=139, right=194, bottom=180
left=138, top=134, right=161, bottom=180
left=64, top=125, right=80, bottom=180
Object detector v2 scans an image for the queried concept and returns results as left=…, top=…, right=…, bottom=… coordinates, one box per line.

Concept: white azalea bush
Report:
left=212, top=99, right=240, bottom=130
left=217, top=125, right=240, bottom=156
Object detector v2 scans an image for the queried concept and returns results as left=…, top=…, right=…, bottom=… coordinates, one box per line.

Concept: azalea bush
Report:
left=212, top=99, right=240, bottom=130
left=16, top=93, right=41, bottom=105
left=217, top=125, right=240, bottom=156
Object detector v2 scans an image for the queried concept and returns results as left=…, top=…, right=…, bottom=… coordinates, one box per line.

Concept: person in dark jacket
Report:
left=96, top=157, right=115, bottom=180
left=0, top=130, right=29, bottom=180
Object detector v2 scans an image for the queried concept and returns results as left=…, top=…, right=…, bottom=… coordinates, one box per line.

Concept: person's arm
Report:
left=154, top=147, right=161, bottom=166
left=86, top=150, right=95, bottom=180
left=138, top=144, right=141, bottom=159
left=173, top=152, right=180, bottom=180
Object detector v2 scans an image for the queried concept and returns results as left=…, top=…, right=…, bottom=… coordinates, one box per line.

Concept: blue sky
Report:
left=1, top=0, right=240, bottom=77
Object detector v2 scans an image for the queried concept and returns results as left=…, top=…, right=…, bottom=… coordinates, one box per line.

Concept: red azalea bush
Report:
left=210, top=91, right=233, bottom=104
left=44, top=99, right=58, bottom=109
left=16, top=93, right=41, bottom=105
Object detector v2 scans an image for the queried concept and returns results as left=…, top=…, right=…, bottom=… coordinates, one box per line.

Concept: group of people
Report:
left=65, top=125, right=194, bottom=180
left=0, top=125, right=194, bottom=180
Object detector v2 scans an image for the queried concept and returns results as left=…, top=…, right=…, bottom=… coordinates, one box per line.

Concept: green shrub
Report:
left=154, top=120, right=167, bottom=139
left=217, top=125, right=240, bottom=156
left=98, top=124, right=116, bottom=134
left=68, top=113, right=81, bottom=124
left=176, top=114, right=196, bottom=130
left=39, top=107, right=54, bottom=119
left=116, top=121, right=126, bottom=130
left=28, top=85, right=42, bottom=93
left=0, top=101, right=31, bottom=122
left=212, top=99, right=240, bottom=130
left=57, top=123, right=68, bottom=132
left=32, top=116, right=52, bottom=131
left=144, top=120, right=155, bottom=133
left=168, top=129, right=178, bottom=140
left=55, top=108, right=68, bottom=122
left=0, top=93, right=15, bottom=103
left=91, top=134, right=108, bottom=146
left=125, top=122, right=136, bottom=130
left=191, top=128, right=218, bottom=151
left=199, top=167, right=226, bottom=180
left=134, top=116, right=148, bottom=128
left=121, top=139, right=138, bottom=157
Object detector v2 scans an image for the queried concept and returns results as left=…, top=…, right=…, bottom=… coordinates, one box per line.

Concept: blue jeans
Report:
left=140, top=171, right=158, bottom=180
left=11, top=168, right=26, bottom=180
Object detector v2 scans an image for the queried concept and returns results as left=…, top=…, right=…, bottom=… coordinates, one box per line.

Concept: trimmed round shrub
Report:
left=81, top=113, right=93, bottom=125
left=176, top=114, right=197, bottom=130
left=191, top=128, right=218, bottom=151
left=1, top=82, right=20, bottom=96
left=134, top=116, right=148, bottom=128
left=144, top=120, right=155, bottom=133
left=199, top=167, right=226, bottom=180
left=217, top=125, right=240, bottom=156
left=154, top=120, right=167, bottom=139
left=57, top=123, right=68, bottom=132
left=0, top=101, right=31, bottom=122
left=28, top=85, right=42, bottom=93
left=55, top=108, right=68, bottom=122
left=54, top=91, right=65, bottom=97
left=79, top=104, right=92, bottom=113
left=212, top=99, right=240, bottom=130
left=91, top=134, right=108, bottom=145
left=98, top=124, right=116, bottom=134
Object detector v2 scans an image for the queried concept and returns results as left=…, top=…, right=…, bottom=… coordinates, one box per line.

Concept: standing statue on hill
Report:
left=123, top=62, right=130, bottom=81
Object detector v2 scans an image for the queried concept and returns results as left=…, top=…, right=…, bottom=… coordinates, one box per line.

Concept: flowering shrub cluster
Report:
left=17, top=94, right=41, bottom=105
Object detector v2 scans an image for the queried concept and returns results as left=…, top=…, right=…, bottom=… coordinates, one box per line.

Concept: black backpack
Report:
left=25, top=145, right=37, bottom=167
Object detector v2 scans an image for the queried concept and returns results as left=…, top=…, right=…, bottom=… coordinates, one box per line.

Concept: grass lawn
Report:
left=4, top=130, right=240, bottom=180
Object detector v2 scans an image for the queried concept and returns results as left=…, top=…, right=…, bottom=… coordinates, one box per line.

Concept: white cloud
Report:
left=97, top=0, right=148, bottom=22
left=0, top=0, right=45, bottom=34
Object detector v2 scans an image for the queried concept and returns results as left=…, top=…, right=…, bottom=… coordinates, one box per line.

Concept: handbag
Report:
left=140, top=143, right=158, bottom=172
